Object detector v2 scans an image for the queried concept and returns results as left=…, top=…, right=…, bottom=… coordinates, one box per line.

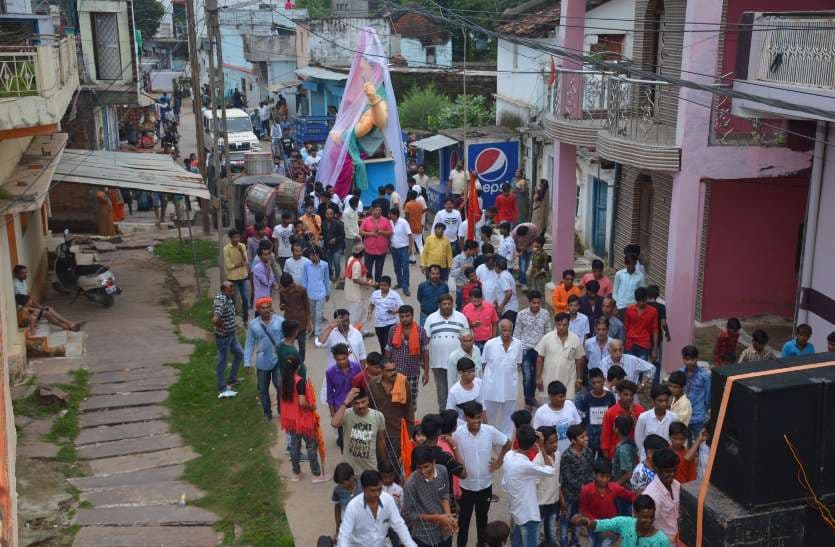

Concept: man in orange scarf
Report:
left=384, top=304, right=429, bottom=414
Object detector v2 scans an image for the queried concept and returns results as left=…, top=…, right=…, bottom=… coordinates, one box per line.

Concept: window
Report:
left=426, top=47, right=436, bottom=65
left=91, top=13, right=122, bottom=80
left=590, top=35, right=625, bottom=60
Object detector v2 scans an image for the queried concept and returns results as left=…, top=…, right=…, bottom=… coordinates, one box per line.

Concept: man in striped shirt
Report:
left=424, top=293, right=468, bottom=412
left=212, top=282, right=242, bottom=398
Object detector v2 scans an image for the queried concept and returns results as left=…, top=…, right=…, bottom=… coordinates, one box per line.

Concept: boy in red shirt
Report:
left=510, top=409, right=538, bottom=460
left=580, top=458, right=637, bottom=545
left=624, top=287, right=659, bottom=362
left=669, top=421, right=701, bottom=484
left=712, top=317, right=741, bottom=365
left=494, top=183, right=517, bottom=224
left=600, top=380, right=645, bottom=459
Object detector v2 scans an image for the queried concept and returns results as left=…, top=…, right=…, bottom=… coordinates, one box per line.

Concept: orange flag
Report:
left=548, top=56, right=556, bottom=88
left=400, top=417, right=412, bottom=479
left=466, top=170, right=482, bottom=241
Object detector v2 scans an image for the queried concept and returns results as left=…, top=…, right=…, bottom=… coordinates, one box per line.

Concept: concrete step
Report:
left=78, top=433, right=183, bottom=460
left=80, top=405, right=170, bottom=428
left=87, top=446, right=197, bottom=476
left=80, top=390, right=168, bottom=411
left=88, top=367, right=177, bottom=385
left=80, top=480, right=205, bottom=507
left=69, top=465, right=184, bottom=491
left=17, top=441, right=59, bottom=459
left=73, top=525, right=221, bottom=546
left=88, top=377, right=175, bottom=395
left=76, top=420, right=170, bottom=446
left=74, top=504, right=218, bottom=526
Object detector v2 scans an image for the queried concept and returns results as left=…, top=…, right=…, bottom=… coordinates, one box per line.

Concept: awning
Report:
left=411, top=134, right=458, bottom=152
left=0, top=133, right=68, bottom=214
left=53, top=150, right=210, bottom=199
left=295, top=66, right=348, bottom=81
left=269, top=80, right=302, bottom=93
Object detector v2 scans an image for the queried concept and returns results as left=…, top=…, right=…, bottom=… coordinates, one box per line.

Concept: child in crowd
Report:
left=446, top=357, right=483, bottom=423
left=535, top=426, right=563, bottom=545
left=526, top=236, right=549, bottom=297
left=600, top=380, right=644, bottom=459
left=712, top=317, right=741, bottom=365
left=533, top=381, right=582, bottom=454
left=630, top=434, right=669, bottom=493
left=575, top=367, right=616, bottom=458
left=666, top=371, right=692, bottom=426
left=580, top=459, right=637, bottom=547
left=379, top=460, right=403, bottom=509
left=580, top=258, right=613, bottom=297
left=461, top=267, right=481, bottom=308
left=643, top=448, right=682, bottom=542
left=782, top=323, right=815, bottom=357
left=571, top=494, right=670, bottom=547
left=482, top=521, right=511, bottom=547
left=552, top=269, right=581, bottom=314
left=668, top=422, right=698, bottom=485
left=560, top=424, right=594, bottom=547
left=635, top=385, right=679, bottom=460
left=331, top=462, right=360, bottom=539
left=511, top=409, right=538, bottom=460
left=612, top=415, right=638, bottom=516
left=679, top=345, right=710, bottom=440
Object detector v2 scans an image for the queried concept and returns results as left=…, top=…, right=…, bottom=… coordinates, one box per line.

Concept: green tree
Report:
left=133, top=0, right=166, bottom=40
left=398, top=86, right=451, bottom=131
left=295, top=0, right=331, bottom=17
left=430, top=94, right=495, bottom=130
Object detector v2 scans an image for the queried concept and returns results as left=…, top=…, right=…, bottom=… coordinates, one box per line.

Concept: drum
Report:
left=274, top=180, right=305, bottom=212
left=244, top=151, right=273, bottom=175
left=244, top=183, right=277, bottom=215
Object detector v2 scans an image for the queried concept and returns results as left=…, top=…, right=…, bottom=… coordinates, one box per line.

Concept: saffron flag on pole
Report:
left=466, top=170, right=482, bottom=241
left=548, top=56, right=557, bottom=88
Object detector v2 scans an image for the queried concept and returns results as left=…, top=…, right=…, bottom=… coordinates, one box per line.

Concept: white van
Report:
left=202, top=108, right=261, bottom=168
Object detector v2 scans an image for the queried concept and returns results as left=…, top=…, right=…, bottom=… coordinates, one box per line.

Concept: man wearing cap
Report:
left=316, top=309, right=368, bottom=367
left=244, top=297, right=285, bottom=420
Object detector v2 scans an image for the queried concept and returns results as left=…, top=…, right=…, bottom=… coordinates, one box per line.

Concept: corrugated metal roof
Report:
left=295, top=66, right=348, bottom=81
left=410, top=134, right=459, bottom=152
left=53, top=150, right=210, bottom=199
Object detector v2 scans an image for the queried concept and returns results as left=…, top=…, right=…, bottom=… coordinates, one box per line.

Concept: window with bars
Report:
left=91, top=13, right=122, bottom=80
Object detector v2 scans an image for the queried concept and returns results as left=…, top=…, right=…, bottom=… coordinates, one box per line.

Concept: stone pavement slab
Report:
left=30, top=357, right=86, bottom=377
left=74, top=505, right=218, bottom=526
left=22, top=417, right=56, bottom=439
left=87, top=446, right=197, bottom=475
left=78, top=433, right=183, bottom=459
left=86, top=359, right=176, bottom=374
left=69, top=465, right=185, bottom=490
left=18, top=441, right=59, bottom=459
left=73, top=525, right=221, bottom=546
left=80, top=390, right=168, bottom=411
left=76, top=420, right=169, bottom=446
left=79, top=405, right=169, bottom=428
left=88, top=377, right=175, bottom=395
left=80, top=480, right=204, bottom=507
left=88, top=367, right=177, bottom=385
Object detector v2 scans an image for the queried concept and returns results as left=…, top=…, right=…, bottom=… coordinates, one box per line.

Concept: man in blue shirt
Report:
left=303, top=247, right=331, bottom=337
left=245, top=297, right=285, bottom=420
left=612, top=253, right=645, bottom=312
left=416, top=265, right=449, bottom=325
left=679, top=345, right=710, bottom=440
left=781, top=323, right=815, bottom=358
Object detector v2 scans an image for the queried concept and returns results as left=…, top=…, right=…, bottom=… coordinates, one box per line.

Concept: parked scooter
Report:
left=52, top=229, right=121, bottom=307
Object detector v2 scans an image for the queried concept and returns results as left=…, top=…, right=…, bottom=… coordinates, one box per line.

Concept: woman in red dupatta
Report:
left=280, top=356, right=329, bottom=482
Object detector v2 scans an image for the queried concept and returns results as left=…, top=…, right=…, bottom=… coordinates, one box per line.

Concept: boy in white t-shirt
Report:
left=534, top=425, right=563, bottom=546
left=532, top=381, right=582, bottom=454
left=379, top=460, right=403, bottom=509
left=446, top=357, right=483, bottom=423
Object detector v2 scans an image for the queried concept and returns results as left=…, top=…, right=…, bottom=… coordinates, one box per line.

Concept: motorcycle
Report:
left=53, top=229, right=121, bottom=307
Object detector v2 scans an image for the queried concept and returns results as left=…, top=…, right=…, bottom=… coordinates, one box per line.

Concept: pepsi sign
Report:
left=467, top=140, right=519, bottom=208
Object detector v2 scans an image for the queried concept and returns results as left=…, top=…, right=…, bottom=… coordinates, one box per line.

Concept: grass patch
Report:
left=172, top=296, right=215, bottom=333
left=168, top=309, right=293, bottom=546
left=155, top=238, right=218, bottom=276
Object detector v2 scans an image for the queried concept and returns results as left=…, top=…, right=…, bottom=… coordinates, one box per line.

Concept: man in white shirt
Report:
left=424, top=293, right=468, bottom=411
left=533, top=380, right=583, bottom=454
left=475, top=257, right=500, bottom=307
left=304, top=148, right=320, bottom=168
left=495, top=257, right=518, bottom=319
left=446, top=357, right=483, bottom=422
left=634, top=384, right=680, bottom=460
left=482, top=319, right=523, bottom=438
left=343, top=196, right=361, bottom=254
left=258, top=102, right=270, bottom=135
left=535, top=313, right=586, bottom=400
left=283, top=243, right=311, bottom=286
left=367, top=276, right=403, bottom=352
left=599, top=338, right=655, bottom=386
left=272, top=212, right=294, bottom=270
left=413, top=164, right=430, bottom=188
left=433, top=198, right=463, bottom=251
left=502, top=425, right=555, bottom=547
left=446, top=329, right=482, bottom=386
left=316, top=309, right=368, bottom=366
left=337, top=469, right=416, bottom=547
left=567, top=295, right=590, bottom=341
left=448, top=160, right=467, bottom=197
left=388, top=208, right=413, bottom=296
left=452, top=400, right=511, bottom=547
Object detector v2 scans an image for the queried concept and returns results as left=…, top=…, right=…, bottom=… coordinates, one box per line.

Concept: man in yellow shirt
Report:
left=223, top=228, right=251, bottom=324
left=420, top=223, right=453, bottom=280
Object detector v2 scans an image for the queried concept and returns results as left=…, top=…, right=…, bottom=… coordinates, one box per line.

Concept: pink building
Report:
left=547, top=0, right=835, bottom=369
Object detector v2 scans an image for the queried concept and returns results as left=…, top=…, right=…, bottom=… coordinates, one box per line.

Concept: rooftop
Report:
left=440, top=126, right=519, bottom=142
left=390, top=11, right=451, bottom=46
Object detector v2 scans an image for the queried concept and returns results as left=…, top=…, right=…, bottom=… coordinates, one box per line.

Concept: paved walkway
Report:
left=57, top=248, right=222, bottom=546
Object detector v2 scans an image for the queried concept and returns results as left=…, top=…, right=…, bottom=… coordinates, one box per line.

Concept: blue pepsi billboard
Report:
left=467, top=140, right=519, bottom=208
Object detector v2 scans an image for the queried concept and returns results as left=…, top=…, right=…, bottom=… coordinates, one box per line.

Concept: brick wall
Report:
left=48, top=183, right=98, bottom=234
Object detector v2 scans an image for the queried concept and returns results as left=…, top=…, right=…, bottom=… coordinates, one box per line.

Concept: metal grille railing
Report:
left=756, top=15, right=835, bottom=90
left=0, top=46, right=38, bottom=97
left=551, top=68, right=609, bottom=121
left=604, top=76, right=674, bottom=144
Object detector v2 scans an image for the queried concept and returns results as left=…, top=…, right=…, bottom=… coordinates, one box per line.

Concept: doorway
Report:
left=592, top=177, right=608, bottom=257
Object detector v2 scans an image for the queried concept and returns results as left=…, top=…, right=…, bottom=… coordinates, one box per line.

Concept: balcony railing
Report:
left=551, top=68, right=608, bottom=121
left=710, top=84, right=787, bottom=146
left=752, top=14, right=835, bottom=90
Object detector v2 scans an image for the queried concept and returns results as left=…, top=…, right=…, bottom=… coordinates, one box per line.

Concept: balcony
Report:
left=710, top=84, right=788, bottom=146
left=543, top=68, right=608, bottom=148
left=731, top=12, right=835, bottom=122
left=0, top=37, right=79, bottom=136
left=597, top=76, right=681, bottom=171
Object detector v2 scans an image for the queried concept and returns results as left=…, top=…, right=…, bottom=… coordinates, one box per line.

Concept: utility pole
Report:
left=186, top=0, right=210, bottom=234
left=206, top=0, right=226, bottom=281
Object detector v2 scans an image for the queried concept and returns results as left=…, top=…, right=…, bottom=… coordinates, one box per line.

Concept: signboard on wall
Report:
left=467, top=140, right=520, bottom=209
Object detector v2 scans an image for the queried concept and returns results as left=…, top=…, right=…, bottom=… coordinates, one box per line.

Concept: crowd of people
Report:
left=209, top=173, right=835, bottom=547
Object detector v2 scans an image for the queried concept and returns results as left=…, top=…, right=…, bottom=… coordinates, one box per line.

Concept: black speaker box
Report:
left=680, top=480, right=809, bottom=546
left=709, top=355, right=835, bottom=508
